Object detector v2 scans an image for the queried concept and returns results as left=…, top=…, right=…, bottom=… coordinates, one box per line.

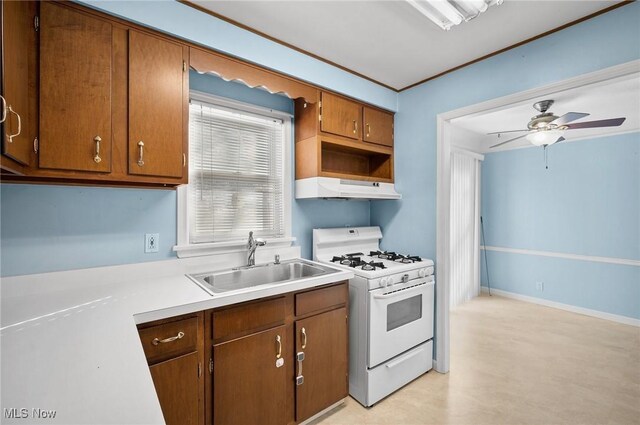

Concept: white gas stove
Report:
left=313, top=226, right=435, bottom=407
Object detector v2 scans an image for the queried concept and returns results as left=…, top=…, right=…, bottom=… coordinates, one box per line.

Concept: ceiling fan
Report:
left=488, top=99, right=626, bottom=149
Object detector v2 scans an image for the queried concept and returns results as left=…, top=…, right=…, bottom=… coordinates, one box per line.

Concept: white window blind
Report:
left=189, top=99, right=285, bottom=243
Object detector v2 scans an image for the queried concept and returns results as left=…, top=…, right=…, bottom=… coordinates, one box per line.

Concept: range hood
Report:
left=295, top=177, right=401, bottom=200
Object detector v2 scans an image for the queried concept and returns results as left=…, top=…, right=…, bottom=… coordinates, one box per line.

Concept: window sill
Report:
left=173, top=237, right=296, bottom=259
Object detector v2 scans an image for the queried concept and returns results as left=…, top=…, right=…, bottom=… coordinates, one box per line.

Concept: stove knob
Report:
left=418, top=268, right=427, bottom=278
left=382, top=277, right=391, bottom=287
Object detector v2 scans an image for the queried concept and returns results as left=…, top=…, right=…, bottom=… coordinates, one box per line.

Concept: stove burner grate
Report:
left=360, top=261, right=386, bottom=271
left=370, top=250, right=397, bottom=260
left=331, top=253, right=364, bottom=266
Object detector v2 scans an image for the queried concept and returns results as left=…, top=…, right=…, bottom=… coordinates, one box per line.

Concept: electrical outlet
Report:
left=145, top=233, right=159, bottom=253
left=536, top=281, right=544, bottom=292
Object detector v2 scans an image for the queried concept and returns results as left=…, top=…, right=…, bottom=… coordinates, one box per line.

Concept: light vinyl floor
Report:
left=315, top=294, right=640, bottom=425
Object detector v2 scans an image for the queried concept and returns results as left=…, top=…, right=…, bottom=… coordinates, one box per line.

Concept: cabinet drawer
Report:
left=139, top=317, right=198, bottom=364
left=213, top=297, right=285, bottom=343
left=295, top=282, right=348, bottom=317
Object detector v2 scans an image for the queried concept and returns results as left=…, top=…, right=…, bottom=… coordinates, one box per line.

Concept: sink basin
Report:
left=187, top=259, right=336, bottom=295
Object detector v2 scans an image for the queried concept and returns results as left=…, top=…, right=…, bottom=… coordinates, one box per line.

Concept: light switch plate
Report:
left=145, top=233, right=159, bottom=253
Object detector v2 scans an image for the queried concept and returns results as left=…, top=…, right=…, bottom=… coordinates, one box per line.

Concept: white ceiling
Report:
left=451, top=73, right=640, bottom=153
left=189, top=0, right=623, bottom=90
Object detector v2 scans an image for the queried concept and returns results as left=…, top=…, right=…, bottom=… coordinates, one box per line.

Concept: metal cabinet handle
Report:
left=301, top=327, right=307, bottom=349
left=366, top=123, right=371, bottom=138
left=152, top=331, right=184, bottom=345
left=93, top=136, right=102, bottom=163
left=137, top=141, right=145, bottom=166
left=6, top=105, right=21, bottom=143
left=353, top=120, right=358, bottom=134
left=296, top=351, right=305, bottom=386
left=276, top=335, right=282, bottom=359
left=0, top=95, right=6, bottom=123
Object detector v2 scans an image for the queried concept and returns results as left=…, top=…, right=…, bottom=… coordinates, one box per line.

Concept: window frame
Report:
left=174, top=91, right=294, bottom=258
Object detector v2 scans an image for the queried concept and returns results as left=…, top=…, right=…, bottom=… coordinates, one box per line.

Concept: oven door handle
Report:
left=372, top=281, right=428, bottom=300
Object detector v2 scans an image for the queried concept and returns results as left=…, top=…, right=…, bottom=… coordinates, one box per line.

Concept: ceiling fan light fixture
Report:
left=526, top=129, right=565, bottom=147
left=407, top=0, right=503, bottom=30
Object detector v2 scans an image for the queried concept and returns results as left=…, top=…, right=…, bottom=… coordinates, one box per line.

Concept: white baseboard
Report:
left=481, top=287, right=640, bottom=327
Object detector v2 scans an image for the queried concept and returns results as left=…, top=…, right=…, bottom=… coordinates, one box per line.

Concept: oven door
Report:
left=368, top=276, right=434, bottom=368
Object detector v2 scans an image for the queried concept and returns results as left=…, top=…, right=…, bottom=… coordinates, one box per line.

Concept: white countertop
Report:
left=0, top=247, right=353, bottom=424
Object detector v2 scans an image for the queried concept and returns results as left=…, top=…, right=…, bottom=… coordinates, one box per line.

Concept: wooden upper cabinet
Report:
left=39, top=2, right=113, bottom=173
left=363, top=106, right=394, bottom=147
left=320, top=92, right=361, bottom=140
left=2, top=0, right=35, bottom=167
left=128, top=31, right=186, bottom=179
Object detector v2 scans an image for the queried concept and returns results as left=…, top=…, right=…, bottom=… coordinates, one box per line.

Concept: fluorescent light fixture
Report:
left=526, top=129, right=565, bottom=147
left=407, top=0, right=503, bottom=30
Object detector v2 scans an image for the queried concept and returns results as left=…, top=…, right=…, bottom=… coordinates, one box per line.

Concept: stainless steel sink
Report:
left=187, top=259, right=336, bottom=295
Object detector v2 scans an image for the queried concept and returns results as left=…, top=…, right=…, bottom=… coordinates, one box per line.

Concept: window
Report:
left=175, top=92, right=292, bottom=256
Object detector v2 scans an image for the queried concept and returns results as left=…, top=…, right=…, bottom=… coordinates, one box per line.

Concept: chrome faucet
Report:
left=247, top=231, right=266, bottom=266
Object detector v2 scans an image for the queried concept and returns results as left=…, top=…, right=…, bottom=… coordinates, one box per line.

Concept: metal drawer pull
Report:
left=0, top=95, right=6, bottom=123
left=137, top=141, right=145, bottom=166
left=152, top=331, right=184, bottom=345
left=296, top=351, right=305, bottom=386
left=366, top=123, right=371, bottom=137
left=353, top=120, right=358, bottom=134
left=93, top=136, right=102, bottom=163
left=301, top=327, right=307, bottom=349
left=6, top=105, right=21, bottom=143
left=276, top=335, right=282, bottom=359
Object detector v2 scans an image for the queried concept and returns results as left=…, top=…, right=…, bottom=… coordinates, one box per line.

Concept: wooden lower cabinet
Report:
left=150, top=352, right=201, bottom=425
left=212, top=326, right=288, bottom=425
left=137, top=313, right=204, bottom=425
left=139, top=282, right=348, bottom=425
left=295, top=307, right=348, bottom=422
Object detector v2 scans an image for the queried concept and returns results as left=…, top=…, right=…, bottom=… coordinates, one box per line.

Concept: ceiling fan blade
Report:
left=490, top=133, right=528, bottom=148
left=551, top=112, right=589, bottom=126
left=565, top=117, right=626, bottom=129
left=486, top=129, right=528, bottom=135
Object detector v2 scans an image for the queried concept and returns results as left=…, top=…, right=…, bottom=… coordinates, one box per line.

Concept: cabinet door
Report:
left=39, top=2, right=112, bottom=172
left=363, top=106, right=393, bottom=147
left=1, top=1, right=35, bottom=166
left=320, top=92, right=361, bottom=140
left=150, top=351, right=200, bottom=425
left=213, top=326, right=287, bottom=425
left=295, top=307, right=348, bottom=422
left=128, top=31, right=185, bottom=178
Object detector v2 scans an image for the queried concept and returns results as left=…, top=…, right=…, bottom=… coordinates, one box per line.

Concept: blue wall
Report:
left=0, top=73, right=369, bottom=276
left=371, top=3, right=640, bottom=261
left=1, top=186, right=177, bottom=276
left=481, top=134, right=640, bottom=319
